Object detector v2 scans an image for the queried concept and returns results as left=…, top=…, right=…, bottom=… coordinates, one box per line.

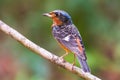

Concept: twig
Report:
left=0, top=20, right=101, bottom=80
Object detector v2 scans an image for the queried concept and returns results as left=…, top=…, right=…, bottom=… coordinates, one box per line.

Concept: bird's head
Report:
left=43, top=10, right=72, bottom=26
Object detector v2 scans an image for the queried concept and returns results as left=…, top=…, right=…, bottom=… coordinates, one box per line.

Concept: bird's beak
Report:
left=43, top=13, right=52, bottom=18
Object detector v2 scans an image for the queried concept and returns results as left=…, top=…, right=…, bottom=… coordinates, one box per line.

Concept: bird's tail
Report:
left=77, top=55, right=90, bottom=73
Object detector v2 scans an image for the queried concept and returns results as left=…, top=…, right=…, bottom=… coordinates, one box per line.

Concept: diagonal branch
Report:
left=0, top=20, right=101, bottom=80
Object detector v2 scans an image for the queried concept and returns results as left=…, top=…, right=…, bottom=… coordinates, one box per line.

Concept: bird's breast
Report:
left=52, top=25, right=71, bottom=40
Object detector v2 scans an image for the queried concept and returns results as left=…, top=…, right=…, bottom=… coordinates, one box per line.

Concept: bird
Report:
left=43, top=10, right=90, bottom=72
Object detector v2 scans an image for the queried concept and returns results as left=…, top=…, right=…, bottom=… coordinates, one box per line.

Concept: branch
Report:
left=0, top=20, right=101, bottom=80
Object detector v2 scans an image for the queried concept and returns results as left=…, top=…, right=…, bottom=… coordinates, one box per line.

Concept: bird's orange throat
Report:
left=52, top=17, right=63, bottom=26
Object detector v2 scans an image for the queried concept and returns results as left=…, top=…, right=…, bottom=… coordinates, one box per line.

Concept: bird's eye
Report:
left=55, top=12, right=59, bottom=16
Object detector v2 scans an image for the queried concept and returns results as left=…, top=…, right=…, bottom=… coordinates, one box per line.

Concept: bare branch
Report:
left=0, top=20, right=101, bottom=80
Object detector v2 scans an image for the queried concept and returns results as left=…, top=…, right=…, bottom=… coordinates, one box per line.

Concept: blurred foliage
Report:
left=0, top=0, right=120, bottom=80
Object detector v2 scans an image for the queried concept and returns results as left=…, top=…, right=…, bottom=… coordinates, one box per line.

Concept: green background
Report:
left=0, top=0, right=120, bottom=80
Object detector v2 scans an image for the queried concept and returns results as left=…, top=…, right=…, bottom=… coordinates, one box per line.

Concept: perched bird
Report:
left=43, top=10, right=90, bottom=72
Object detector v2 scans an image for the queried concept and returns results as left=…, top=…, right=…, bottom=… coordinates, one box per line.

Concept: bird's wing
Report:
left=56, top=25, right=87, bottom=60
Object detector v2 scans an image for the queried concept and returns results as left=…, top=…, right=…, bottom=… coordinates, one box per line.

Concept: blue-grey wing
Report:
left=52, top=24, right=86, bottom=60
